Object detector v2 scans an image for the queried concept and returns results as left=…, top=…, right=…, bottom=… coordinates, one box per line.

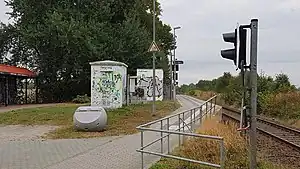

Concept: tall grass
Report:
left=151, top=116, right=288, bottom=169
left=177, top=117, right=249, bottom=169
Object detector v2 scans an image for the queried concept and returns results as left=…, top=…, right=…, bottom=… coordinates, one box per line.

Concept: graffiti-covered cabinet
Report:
left=90, top=61, right=128, bottom=109
left=136, top=69, right=164, bottom=101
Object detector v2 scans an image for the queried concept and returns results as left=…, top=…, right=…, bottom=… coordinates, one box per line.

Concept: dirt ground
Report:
left=0, top=125, right=59, bottom=142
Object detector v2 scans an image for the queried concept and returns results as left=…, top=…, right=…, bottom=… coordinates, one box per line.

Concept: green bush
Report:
left=188, top=90, right=196, bottom=96
left=261, top=91, right=300, bottom=119
left=179, top=72, right=300, bottom=120
left=72, top=94, right=90, bottom=103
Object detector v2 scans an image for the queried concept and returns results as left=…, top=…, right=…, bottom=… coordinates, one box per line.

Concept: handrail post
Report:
left=220, top=140, right=225, bottom=169
left=160, top=120, right=163, bottom=154
left=210, top=98, right=213, bottom=114
left=190, top=109, right=193, bottom=131
left=210, top=99, right=213, bottom=118
left=214, top=97, right=217, bottom=113
left=141, top=130, right=144, bottom=169
left=182, top=112, right=185, bottom=144
left=178, top=114, right=181, bottom=146
left=200, top=107, right=202, bottom=125
left=193, top=108, right=196, bottom=124
left=206, top=101, right=208, bottom=117
left=167, top=118, right=170, bottom=154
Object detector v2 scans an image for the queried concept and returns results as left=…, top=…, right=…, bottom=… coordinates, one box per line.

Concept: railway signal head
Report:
left=221, top=29, right=237, bottom=66
left=238, top=28, right=247, bottom=68
left=221, top=27, right=247, bottom=69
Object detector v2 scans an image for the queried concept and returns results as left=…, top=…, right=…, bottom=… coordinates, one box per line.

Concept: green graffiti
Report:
left=92, top=71, right=123, bottom=105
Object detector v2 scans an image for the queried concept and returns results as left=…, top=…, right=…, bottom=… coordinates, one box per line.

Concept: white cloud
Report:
left=275, top=0, right=300, bottom=11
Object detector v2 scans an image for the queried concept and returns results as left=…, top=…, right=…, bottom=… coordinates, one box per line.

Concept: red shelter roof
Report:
left=0, top=64, right=36, bottom=77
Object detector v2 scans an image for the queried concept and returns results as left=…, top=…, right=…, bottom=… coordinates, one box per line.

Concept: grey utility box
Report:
left=73, top=106, right=107, bottom=132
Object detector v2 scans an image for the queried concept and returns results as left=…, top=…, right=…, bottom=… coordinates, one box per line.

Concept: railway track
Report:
left=221, top=106, right=300, bottom=150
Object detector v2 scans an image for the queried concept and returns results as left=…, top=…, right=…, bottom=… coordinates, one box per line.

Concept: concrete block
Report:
left=73, top=106, right=107, bottom=131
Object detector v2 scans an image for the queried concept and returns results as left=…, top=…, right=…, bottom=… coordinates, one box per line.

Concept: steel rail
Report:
left=221, top=107, right=300, bottom=150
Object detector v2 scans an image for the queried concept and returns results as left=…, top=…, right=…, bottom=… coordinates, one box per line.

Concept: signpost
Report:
left=175, top=60, right=184, bottom=65
left=150, top=0, right=158, bottom=115
left=249, top=19, right=258, bottom=169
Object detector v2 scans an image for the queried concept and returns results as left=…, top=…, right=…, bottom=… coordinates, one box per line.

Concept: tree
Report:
left=215, top=72, right=232, bottom=93
left=273, top=73, right=296, bottom=92
left=178, top=84, right=189, bottom=94
left=0, top=0, right=174, bottom=102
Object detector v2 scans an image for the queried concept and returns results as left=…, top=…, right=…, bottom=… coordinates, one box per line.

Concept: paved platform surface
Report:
left=0, top=95, right=213, bottom=169
left=0, top=125, right=58, bottom=142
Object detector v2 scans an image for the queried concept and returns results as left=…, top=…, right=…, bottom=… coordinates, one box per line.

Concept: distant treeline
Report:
left=179, top=72, right=300, bottom=120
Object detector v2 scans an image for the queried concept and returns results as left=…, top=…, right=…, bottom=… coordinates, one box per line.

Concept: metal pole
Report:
left=182, top=112, right=185, bottom=143
left=241, top=62, right=247, bottom=130
left=206, top=102, right=208, bottom=116
left=5, top=76, right=8, bottom=106
left=167, top=118, right=170, bottom=153
left=25, top=78, right=28, bottom=104
left=160, top=120, right=163, bottom=154
left=220, top=140, right=225, bottom=169
left=173, top=28, right=177, bottom=101
left=214, top=97, right=216, bottom=113
left=200, top=108, right=202, bottom=125
left=178, top=114, right=181, bottom=146
left=152, top=0, right=156, bottom=114
left=35, top=77, right=38, bottom=104
left=210, top=99, right=213, bottom=116
left=126, top=74, right=130, bottom=105
left=169, top=52, right=173, bottom=100
left=141, top=131, right=144, bottom=169
left=249, top=18, right=258, bottom=169
left=190, top=110, right=193, bottom=131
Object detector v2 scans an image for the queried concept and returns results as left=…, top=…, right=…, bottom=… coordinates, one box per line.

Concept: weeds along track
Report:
left=221, top=106, right=300, bottom=150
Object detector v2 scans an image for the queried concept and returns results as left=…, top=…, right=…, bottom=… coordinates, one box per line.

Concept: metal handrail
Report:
left=138, top=127, right=223, bottom=140
left=136, top=95, right=225, bottom=169
left=141, top=107, right=208, bottom=150
left=137, top=95, right=218, bottom=128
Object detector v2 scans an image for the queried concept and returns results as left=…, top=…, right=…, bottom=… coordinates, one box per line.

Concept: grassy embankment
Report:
left=0, top=101, right=180, bottom=139
left=190, top=90, right=300, bottom=128
left=150, top=115, right=291, bottom=169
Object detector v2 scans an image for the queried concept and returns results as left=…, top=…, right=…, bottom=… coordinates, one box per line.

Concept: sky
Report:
left=1, top=1, right=300, bottom=86
left=159, top=0, right=300, bottom=87
left=0, top=1, right=9, bottom=24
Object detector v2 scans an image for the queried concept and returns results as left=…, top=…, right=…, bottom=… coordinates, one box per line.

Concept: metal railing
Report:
left=136, top=95, right=225, bottom=169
